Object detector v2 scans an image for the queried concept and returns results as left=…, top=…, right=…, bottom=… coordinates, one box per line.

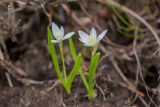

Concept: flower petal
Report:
left=78, top=30, right=89, bottom=43
left=51, top=39, right=59, bottom=43
left=79, top=38, right=88, bottom=44
left=83, top=43, right=91, bottom=47
left=79, top=39, right=94, bottom=47
left=63, top=32, right=75, bottom=40
left=60, top=26, right=64, bottom=38
left=90, top=27, right=97, bottom=38
left=97, top=29, right=108, bottom=42
left=52, top=22, right=60, bottom=38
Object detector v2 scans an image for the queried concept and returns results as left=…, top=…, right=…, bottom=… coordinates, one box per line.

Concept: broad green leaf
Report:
left=47, top=26, right=64, bottom=82
left=67, top=53, right=82, bottom=85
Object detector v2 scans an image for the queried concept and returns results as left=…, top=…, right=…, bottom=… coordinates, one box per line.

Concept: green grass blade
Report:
left=69, top=38, right=89, bottom=91
left=116, top=28, right=143, bottom=38
left=69, top=38, right=77, bottom=60
left=87, top=53, right=100, bottom=99
left=88, top=53, right=100, bottom=88
left=67, top=53, right=82, bottom=85
left=47, top=26, right=64, bottom=82
left=107, top=4, right=131, bottom=27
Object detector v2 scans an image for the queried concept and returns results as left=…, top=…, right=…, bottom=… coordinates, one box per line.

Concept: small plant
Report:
left=47, top=22, right=108, bottom=99
left=77, top=28, right=107, bottom=98
left=47, top=23, right=82, bottom=94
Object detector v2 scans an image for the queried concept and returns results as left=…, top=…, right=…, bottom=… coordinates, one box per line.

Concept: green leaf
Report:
left=87, top=53, right=100, bottom=99
left=88, top=53, right=100, bottom=88
left=116, top=28, right=143, bottom=38
left=107, top=4, right=131, bottom=27
left=47, top=26, right=64, bottom=83
left=69, top=38, right=77, bottom=60
left=67, top=53, right=82, bottom=85
left=69, top=38, right=89, bottom=91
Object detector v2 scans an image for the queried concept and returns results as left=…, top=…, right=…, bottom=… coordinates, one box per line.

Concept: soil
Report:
left=0, top=0, right=159, bottom=107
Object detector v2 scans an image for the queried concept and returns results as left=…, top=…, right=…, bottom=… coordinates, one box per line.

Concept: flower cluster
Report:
left=51, top=22, right=108, bottom=47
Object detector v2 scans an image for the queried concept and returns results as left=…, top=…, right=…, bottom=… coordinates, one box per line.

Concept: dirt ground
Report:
left=0, top=0, right=160, bottom=107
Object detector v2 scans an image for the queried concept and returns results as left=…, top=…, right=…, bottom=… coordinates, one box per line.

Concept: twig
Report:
left=46, top=80, right=60, bottom=92
left=0, top=56, right=27, bottom=78
left=97, top=0, right=160, bottom=48
left=110, top=56, right=144, bottom=97
left=0, top=47, right=4, bottom=60
left=99, top=49, right=117, bottom=64
left=94, top=79, right=106, bottom=100
left=62, top=4, right=89, bottom=32
left=5, top=72, right=13, bottom=87
left=0, top=49, right=42, bottom=86
left=0, top=36, right=10, bottom=59
left=39, top=0, right=52, bottom=24
left=20, top=78, right=45, bottom=86
left=99, top=42, right=144, bottom=97
left=77, top=0, right=101, bottom=30
left=1, top=59, right=46, bottom=85
left=0, top=39, right=31, bottom=86
left=138, top=96, right=150, bottom=107
left=139, top=67, right=158, bottom=107
left=133, top=29, right=140, bottom=86
left=133, top=29, right=158, bottom=106
left=97, top=75, right=150, bottom=107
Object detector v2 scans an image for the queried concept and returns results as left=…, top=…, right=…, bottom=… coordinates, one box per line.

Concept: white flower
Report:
left=78, top=28, right=108, bottom=47
left=51, top=22, right=75, bottom=43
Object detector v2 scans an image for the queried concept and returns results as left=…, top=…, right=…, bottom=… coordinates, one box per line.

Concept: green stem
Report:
left=88, top=53, right=100, bottom=100
left=88, top=54, right=95, bottom=99
left=79, top=68, right=89, bottom=92
left=88, top=84, right=95, bottom=99
left=59, top=41, right=67, bottom=81
left=92, top=44, right=98, bottom=56
left=63, top=83, right=71, bottom=94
